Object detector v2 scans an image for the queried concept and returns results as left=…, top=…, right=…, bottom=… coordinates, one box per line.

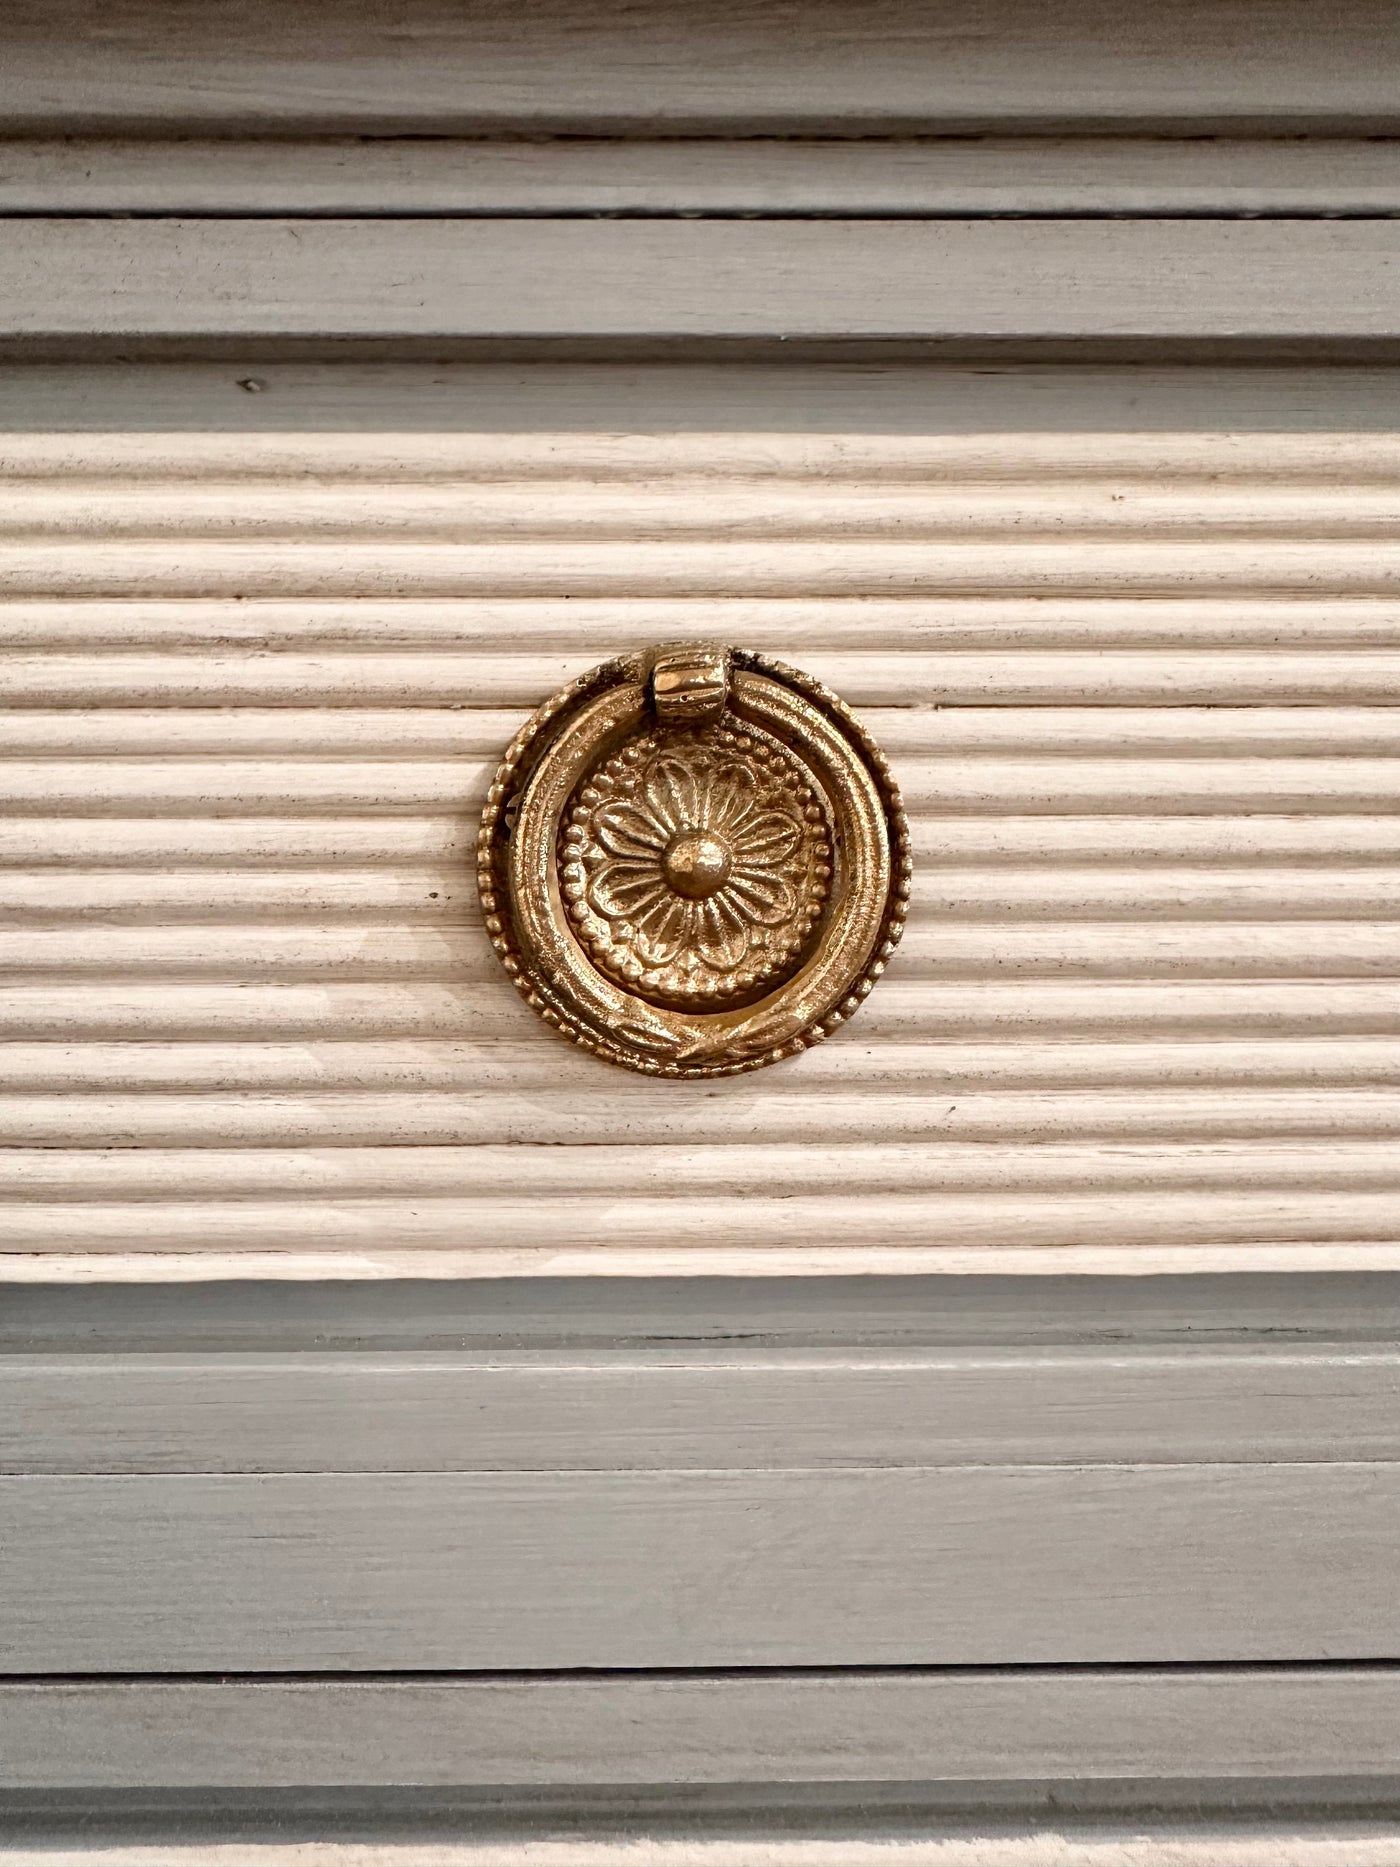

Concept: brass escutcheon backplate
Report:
left=478, top=645, right=910, bottom=1077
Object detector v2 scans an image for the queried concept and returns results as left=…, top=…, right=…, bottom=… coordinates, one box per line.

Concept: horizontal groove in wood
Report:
left=1, top=1039, right=1395, bottom=1094
left=4, top=707, right=1396, bottom=760
left=7, top=136, right=1400, bottom=216
left=12, top=544, right=1400, bottom=600
left=3, top=867, right=1397, bottom=922
left=2, top=1093, right=1397, bottom=1150
left=4, top=1189, right=1399, bottom=1253
left=0, top=979, right=1394, bottom=1041
left=16, top=479, right=1400, bottom=537
left=11, top=434, right=1400, bottom=481
left=2, top=921, right=1396, bottom=979
left=5, top=1666, right=1400, bottom=1790
left=2, top=756, right=1397, bottom=815
left=4, top=816, right=1398, bottom=869
left=4, top=596, right=1398, bottom=649
left=9, top=652, right=1400, bottom=708
left=3, top=406, right=1394, bottom=1279
left=4, top=1142, right=1397, bottom=1197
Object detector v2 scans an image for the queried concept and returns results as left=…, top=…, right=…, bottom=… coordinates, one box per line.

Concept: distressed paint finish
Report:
left=0, top=370, right=1396, bottom=1278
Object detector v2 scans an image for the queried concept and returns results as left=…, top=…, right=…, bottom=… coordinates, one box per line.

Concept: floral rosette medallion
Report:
left=478, top=645, right=910, bottom=1076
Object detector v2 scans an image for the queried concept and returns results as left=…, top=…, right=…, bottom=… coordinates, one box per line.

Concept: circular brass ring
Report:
left=477, top=647, right=910, bottom=1077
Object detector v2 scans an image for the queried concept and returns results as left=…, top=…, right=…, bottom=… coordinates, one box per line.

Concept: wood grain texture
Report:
left=5, top=1465, right=1400, bottom=1669
left=8, top=1139, right=1400, bottom=1188
left=7, top=1265, right=1396, bottom=1350
left=6, top=136, right=1400, bottom=214
left=1, top=0, right=1398, bottom=134
left=2, top=1805, right=1399, bottom=1867
left=4, top=1667, right=1400, bottom=1787
left=1, top=1831, right=1397, bottom=1867
left=7, top=219, right=1400, bottom=346
left=14, top=1247, right=1400, bottom=1281
left=2, top=1039, right=1396, bottom=1093
left=4, top=359, right=1399, bottom=436
left=3, top=1344, right=1398, bottom=1474
left=4, top=1097, right=1400, bottom=1147
left=1, top=1824, right=1395, bottom=1867
left=2, top=371, right=1397, bottom=1281
left=3, top=980, right=1395, bottom=1040
left=7, top=1191, right=1400, bottom=1254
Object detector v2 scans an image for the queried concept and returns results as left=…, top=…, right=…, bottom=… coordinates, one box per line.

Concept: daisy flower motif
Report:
left=562, top=726, right=832, bottom=1008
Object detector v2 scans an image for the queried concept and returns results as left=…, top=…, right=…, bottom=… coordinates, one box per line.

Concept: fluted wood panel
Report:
left=3, top=399, right=1397, bottom=1279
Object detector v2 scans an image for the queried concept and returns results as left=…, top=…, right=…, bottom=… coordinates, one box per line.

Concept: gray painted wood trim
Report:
left=3, top=0, right=1399, bottom=135
left=4, top=219, right=1400, bottom=349
left=1, top=361, right=1398, bottom=435
left=4, top=1668, right=1400, bottom=1788
left=4, top=1345, right=1399, bottom=1474
left=7, top=1271, right=1400, bottom=1351
left=5, top=137, right=1400, bottom=215
left=4, top=1792, right=1400, bottom=1867
left=6, top=1464, right=1400, bottom=1670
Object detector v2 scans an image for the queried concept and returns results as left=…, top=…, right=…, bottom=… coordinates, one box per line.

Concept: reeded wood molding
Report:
left=2, top=375, right=1397, bottom=1283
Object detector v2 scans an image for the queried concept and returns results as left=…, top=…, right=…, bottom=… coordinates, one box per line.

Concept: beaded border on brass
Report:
left=477, top=649, right=912, bottom=1078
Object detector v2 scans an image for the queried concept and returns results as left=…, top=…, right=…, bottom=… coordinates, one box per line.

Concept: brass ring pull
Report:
left=478, top=646, right=910, bottom=1077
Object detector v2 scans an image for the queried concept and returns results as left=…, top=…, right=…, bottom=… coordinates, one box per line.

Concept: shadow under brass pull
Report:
left=478, top=646, right=910, bottom=1077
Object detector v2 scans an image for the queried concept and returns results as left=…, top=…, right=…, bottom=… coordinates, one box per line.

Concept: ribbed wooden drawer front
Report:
left=2, top=365, right=1398, bottom=1280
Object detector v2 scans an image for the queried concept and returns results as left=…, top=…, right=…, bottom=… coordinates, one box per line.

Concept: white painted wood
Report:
left=1, top=371, right=1396, bottom=1281
left=5, top=753, right=1400, bottom=811
left=25, top=547, right=1400, bottom=600
left=8, top=655, right=1397, bottom=705
left=6, top=1138, right=1399, bottom=1186
left=6, top=864, right=1400, bottom=921
left=2, top=707, right=1398, bottom=758
left=7, top=219, right=1400, bottom=344
left=5, top=1826, right=1400, bottom=1867
left=6, top=815, right=1399, bottom=867
left=0, top=0, right=1397, bottom=134
left=11, top=430, right=1400, bottom=477
left=2, top=921, right=1396, bottom=978
left=5, top=1667, right=1400, bottom=1787
left=2, top=980, right=1397, bottom=1045
left=19, top=477, right=1400, bottom=534
left=5, top=1465, right=1400, bottom=1669
left=5, top=595, right=1398, bottom=649
left=6, top=1191, right=1400, bottom=1254
left=5, top=136, right=1400, bottom=214
left=0, top=1039, right=1395, bottom=1093
left=5, top=1830, right=1400, bottom=1867
left=14, top=1245, right=1400, bottom=1282
left=2, top=980, right=1395, bottom=1041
